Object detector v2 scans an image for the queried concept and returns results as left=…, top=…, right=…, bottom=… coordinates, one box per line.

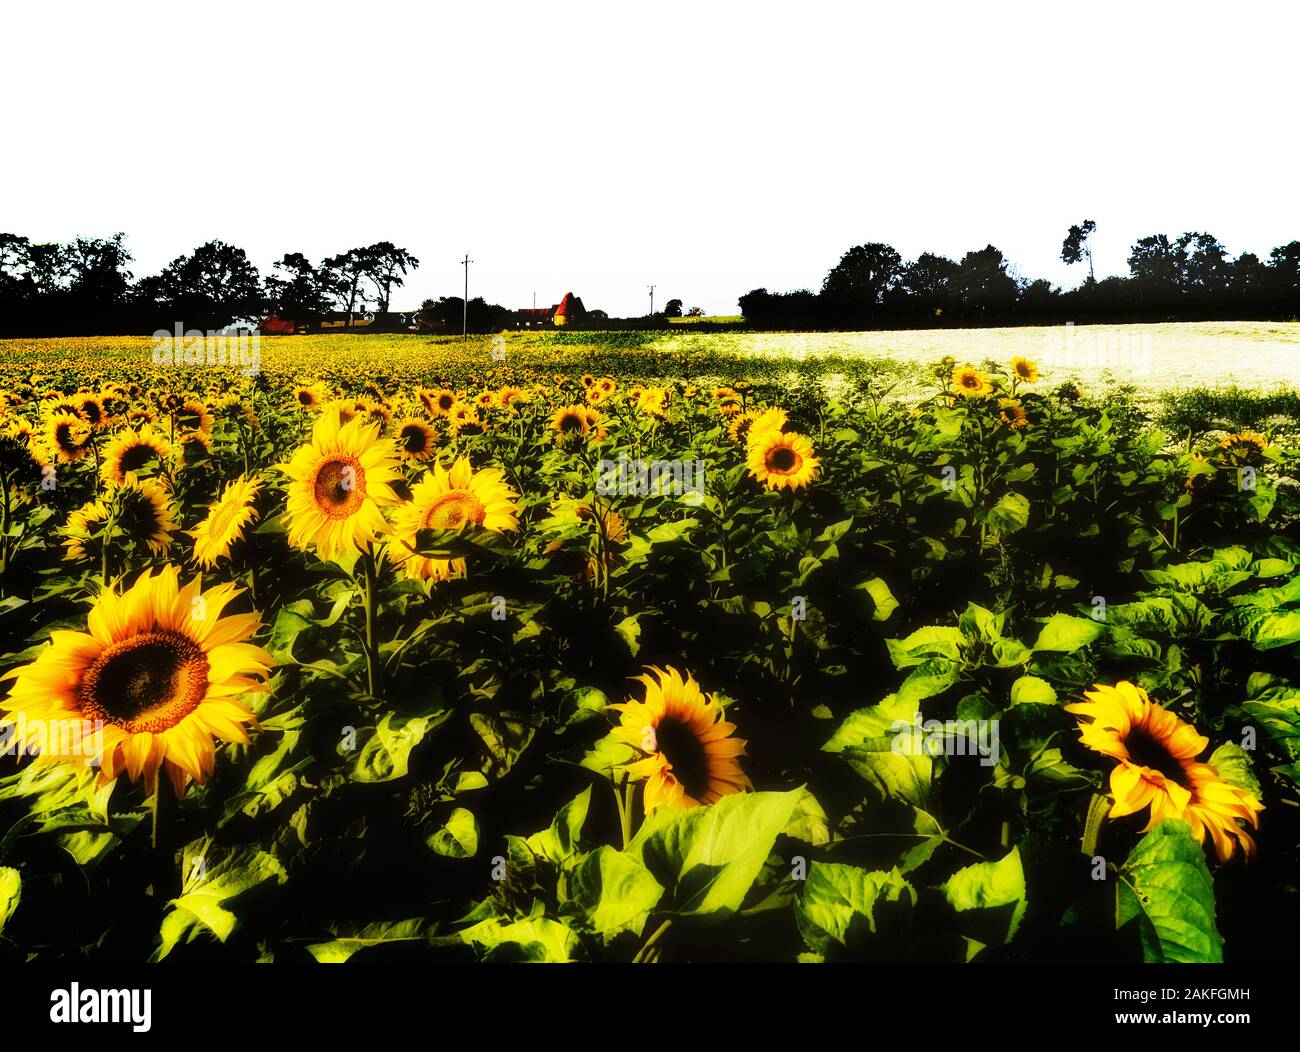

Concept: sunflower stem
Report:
left=361, top=544, right=381, bottom=698
left=632, top=918, right=671, bottom=964
left=1082, top=792, right=1110, bottom=857
left=620, top=778, right=637, bottom=848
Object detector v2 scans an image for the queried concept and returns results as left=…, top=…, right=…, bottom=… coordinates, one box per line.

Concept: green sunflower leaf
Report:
left=1116, top=819, right=1223, bottom=963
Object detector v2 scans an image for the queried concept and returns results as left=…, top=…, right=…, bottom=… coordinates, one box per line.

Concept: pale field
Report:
left=2, top=321, right=1296, bottom=394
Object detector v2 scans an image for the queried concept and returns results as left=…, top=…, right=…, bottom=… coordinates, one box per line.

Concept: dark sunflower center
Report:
left=767, top=446, right=798, bottom=473
left=312, top=456, right=366, bottom=518
left=559, top=412, right=584, bottom=433
left=120, top=443, right=156, bottom=472
left=1124, top=725, right=1192, bottom=788
left=56, top=421, right=85, bottom=451
left=438, top=394, right=455, bottom=410
left=401, top=426, right=429, bottom=454
left=655, top=717, right=710, bottom=799
left=79, top=630, right=209, bottom=733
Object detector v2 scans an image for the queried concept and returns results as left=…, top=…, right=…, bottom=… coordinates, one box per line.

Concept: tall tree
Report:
left=360, top=242, right=420, bottom=313
left=948, top=245, right=1019, bottom=313
left=264, top=252, right=333, bottom=322
left=320, top=249, right=371, bottom=325
left=154, top=240, right=263, bottom=328
left=1061, top=219, right=1097, bottom=282
left=821, top=242, right=904, bottom=312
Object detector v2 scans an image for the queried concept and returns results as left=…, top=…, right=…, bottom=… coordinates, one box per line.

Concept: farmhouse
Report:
left=507, top=291, right=589, bottom=328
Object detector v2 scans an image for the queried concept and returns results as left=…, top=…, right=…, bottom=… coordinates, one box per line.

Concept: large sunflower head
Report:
left=1067, top=681, right=1263, bottom=862
left=101, top=425, right=171, bottom=486
left=609, top=666, right=750, bottom=813
left=191, top=475, right=262, bottom=568
left=998, top=399, right=1030, bottom=430
left=746, top=429, right=819, bottom=490
left=0, top=565, right=273, bottom=796
left=45, top=411, right=93, bottom=463
left=952, top=365, right=992, bottom=398
left=550, top=404, right=593, bottom=440
left=280, top=409, right=402, bottom=561
left=387, top=456, right=519, bottom=582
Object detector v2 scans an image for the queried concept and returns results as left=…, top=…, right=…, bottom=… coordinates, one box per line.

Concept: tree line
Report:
left=740, top=223, right=1300, bottom=328
left=0, top=233, right=419, bottom=335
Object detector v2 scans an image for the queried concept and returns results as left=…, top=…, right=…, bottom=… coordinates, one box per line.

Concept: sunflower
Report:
left=998, top=400, right=1030, bottom=430
left=634, top=386, right=669, bottom=418
left=175, top=430, right=212, bottom=468
left=281, top=410, right=402, bottom=561
left=952, top=365, right=992, bottom=397
left=543, top=499, right=628, bottom=582
left=394, top=416, right=438, bottom=461
left=0, top=565, right=272, bottom=796
left=1010, top=357, right=1040, bottom=384
left=101, top=425, right=171, bottom=485
left=550, top=404, right=594, bottom=439
left=114, top=476, right=179, bottom=554
left=1067, top=681, right=1263, bottom=862
left=42, top=411, right=92, bottom=463
left=1216, top=429, right=1270, bottom=468
left=732, top=405, right=788, bottom=446
left=292, top=383, right=328, bottom=411
left=497, top=386, right=529, bottom=411
left=747, top=429, right=819, bottom=490
left=127, top=407, right=157, bottom=426
left=473, top=391, right=497, bottom=410
left=61, top=500, right=110, bottom=562
left=75, top=392, right=109, bottom=429
left=609, top=666, right=750, bottom=813
left=173, top=398, right=214, bottom=436
left=387, top=457, right=519, bottom=581
left=191, top=475, right=262, bottom=568
left=447, top=405, right=488, bottom=437
left=421, top=388, right=460, bottom=416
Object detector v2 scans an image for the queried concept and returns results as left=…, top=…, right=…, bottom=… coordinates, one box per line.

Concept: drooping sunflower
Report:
left=100, top=425, right=171, bottom=486
left=952, top=365, right=992, bottom=397
left=387, top=456, right=519, bottom=582
left=609, top=666, right=750, bottom=813
left=1067, top=681, right=1263, bottom=862
left=45, top=411, right=93, bottom=463
left=1010, top=356, right=1040, bottom=384
left=191, top=475, right=262, bottom=568
left=394, top=416, right=438, bottom=461
left=174, top=429, right=212, bottom=468
left=281, top=410, right=402, bottom=560
left=998, top=400, right=1030, bottom=430
left=1216, top=429, right=1270, bottom=468
left=61, top=500, right=110, bottom=563
left=497, top=387, right=529, bottom=411
left=732, top=405, right=788, bottom=446
left=0, top=565, right=273, bottom=796
left=747, top=429, right=819, bottom=490
left=173, top=398, right=214, bottom=437
left=114, top=475, right=180, bottom=554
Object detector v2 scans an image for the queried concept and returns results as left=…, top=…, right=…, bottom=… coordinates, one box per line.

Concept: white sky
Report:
left=2, top=1, right=1298, bottom=316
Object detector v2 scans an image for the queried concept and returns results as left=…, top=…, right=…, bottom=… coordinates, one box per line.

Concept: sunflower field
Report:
left=0, top=335, right=1298, bottom=965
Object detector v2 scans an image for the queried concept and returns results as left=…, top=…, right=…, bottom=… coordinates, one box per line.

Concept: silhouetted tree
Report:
left=664, top=298, right=683, bottom=318
left=320, top=249, right=371, bottom=325
left=360, top=242, right=420, bottom=312
left=264, top=252, right=332, bottom=323
left=1061, top=219, right=1097, bottom=282
left=150, top=240, right=263, bottom=329
left=821, top=242, right=904, bottom=319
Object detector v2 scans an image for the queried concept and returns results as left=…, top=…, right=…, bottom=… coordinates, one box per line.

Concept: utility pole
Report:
left=647, top=284, right=655, bottom=317
left=461, top=253, right=473, bottom=337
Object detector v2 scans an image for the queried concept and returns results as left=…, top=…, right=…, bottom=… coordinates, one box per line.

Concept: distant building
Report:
left=506, top=291, right=589, bottom=328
